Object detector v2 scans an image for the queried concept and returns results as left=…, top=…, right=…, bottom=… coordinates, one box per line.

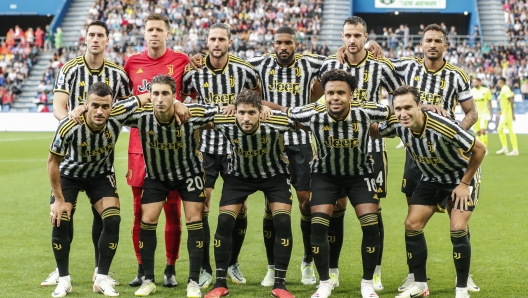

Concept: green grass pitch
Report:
left=0, top=132, right=526, bottom=297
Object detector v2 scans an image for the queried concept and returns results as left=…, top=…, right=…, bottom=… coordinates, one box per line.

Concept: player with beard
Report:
left=181, top=23, right=261, bottom=289
left=124, top=13, right=190, bottom=288
left=43, top=20, right=131, bottom=288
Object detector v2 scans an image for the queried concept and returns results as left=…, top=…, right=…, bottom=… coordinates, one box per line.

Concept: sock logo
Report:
left=453, top=252, right=461, bottom=259
left=53, top=243, right=62, bottom=250
left=214, top=239, right=221, bottom=248
left=263, top=230, right=272, bottom=239
left=139, top=241, right=144, bottom=249
left=280, top=238, right=290, bottom=246
left=327, top=236, right=336, bottom=243
left=366, top=247, right=376, bottom=253
left=237, top=229, right=246, bottom=235
left=109, top=243, right=118, bottom=250
left=312, top=246, right=319, bottom=254
left=407, top=252, right=412, bottom=259
left=196, top=241, right=204, bottom=248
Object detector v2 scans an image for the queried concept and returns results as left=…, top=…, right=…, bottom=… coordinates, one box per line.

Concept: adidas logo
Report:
left=149, top=130, right=154, bottom=135
left=322, top=126, right=330, bottom=131
left=414, top=76, right=420, bottom=81
left=137, top=68, right=143, bottom=73
left=203, top=82, right=209, bottom=88
left=269, top=69, right=275, bottom=75
left=81, top=142, right=88, bottom=146
left=199, top=192, right=205, bottom=197
left=79, top=81, right=86, bottom=87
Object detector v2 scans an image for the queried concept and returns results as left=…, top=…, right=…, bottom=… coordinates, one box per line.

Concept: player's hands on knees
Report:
left=260, top=105, right=272, bottom=121
left=451, top=184, right=473, bottom=211
left=422, top=104, right=450, bottom=118
left=189, top=53, right=205, bottom=71
left=50, top=201, right=71, bottom=227
left=174, top=102, right=191, bottom=125
left=68, top=105, right=86, bottom=124
left=222, top=104, right=236, bottom=117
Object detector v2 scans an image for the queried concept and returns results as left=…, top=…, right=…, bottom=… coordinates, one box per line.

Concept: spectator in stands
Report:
left=2, top=90, right=13, bottom=111
left=54, top=27, right=63, bottom=49
left=35, top=27, right=45, bottom=49
left=14, top=25, right=25, bottom=47
left=6, top=28, right=15, bottom=48
left=0, top=42, right=11, bottom=55
left=45, top=25, right=53, bottom=51
left=26, top=28, right=35, bottom=47
left=0, top=86, right=6, bottom=108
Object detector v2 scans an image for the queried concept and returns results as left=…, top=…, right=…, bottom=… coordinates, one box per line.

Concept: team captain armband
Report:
left=458, top=90, right=472, bottom=102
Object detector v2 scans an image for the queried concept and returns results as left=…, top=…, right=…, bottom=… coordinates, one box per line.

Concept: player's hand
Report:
left=422, top=105, right=450, bottom=118
left=336, top=45, right=346, bottom=64
left=366, top=40, right=385, bottom=59
left=222, top=104, right=236, bottom=117
left=451, top=184, right=473, bottom=211
left=68, top=105, right=86, bottom=124
left=50, top=201, right=71, bottom=227
left=260, top=105, right=272, bottom=121
left=189, top=53, right=204, bottom=71
left=173, top=102, right=191, bottom=125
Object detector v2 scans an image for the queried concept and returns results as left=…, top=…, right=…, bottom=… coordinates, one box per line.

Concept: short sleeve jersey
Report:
left=49, top=96, right=140, bottom=178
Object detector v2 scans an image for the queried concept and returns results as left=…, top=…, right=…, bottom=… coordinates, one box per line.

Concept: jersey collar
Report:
left=411, top=111, right=428, bottom=138
left=422, top=58, right=447, bottom=75
left=345, top=50, right=369, bottom=68
left=82, top=55, right=105, bottom=76
left=205, top=54, right=229, bottom=75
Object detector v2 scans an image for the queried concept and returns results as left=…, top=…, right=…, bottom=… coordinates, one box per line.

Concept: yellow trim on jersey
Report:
left=421, top=59, right=447, bottom=75
left=377, top=57, right=396, bottom=70
left=457, top=148, right=471, bottom=161
left=58, top=119, right=77, bottom=137
left=445, top=63, right=470, bottom=82
left=61, top=56, right=83, bottom=74
left=266, top=115, right=290, bottom=126
left=213, top=114, right=236, bottom=123
left=54, top=89, right=70, bottom=95
left=49, top=149, right=66, bottom=157
left=104, top=59, right=126, bottom=72
left=427, top=118, right=456, bottom=139
left=346, top=51, right=369, bottom=68
left=189, top=107, right=206, bottom=117
left=229, top=54, right=254, bottom=69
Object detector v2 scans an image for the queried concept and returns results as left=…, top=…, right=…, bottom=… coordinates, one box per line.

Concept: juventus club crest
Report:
left=167, top=64, right=174, bottom=75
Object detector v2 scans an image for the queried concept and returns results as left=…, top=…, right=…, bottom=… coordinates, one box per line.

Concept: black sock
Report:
left=451, top=229, right=471, bottom=287
left=214, top=211, right=236, bottom=286
left=137, top=264, right=144, bottom=278
left=359, top=213, right=380, bottom=280
left=69, top=203, right=76, bottom=245
left=311, top=212, right=331, bottom=281
left=405, top=229, right=427, bottom=282
left=140, top=222, right=157, bottom=281
left=97, top=207, right=120, bottom=276
left=52, top=212, right=72, bottom=277
left=91, top=205, right=103, bottom=268
left=201, top=211, right=212, bottom=274
left=377, top=207, right=384, bottom=266
left=164, top=264, right=175, bottom=277
left=187, top=221, right=205, bottom=282
left=263, top=210, right=275, bottom=266
left=328, top=210, right=345, bottom=269
left=300, top=214, right=312, bottom=263
left=229, top=211, right=247, bottom=266
left=273, top=210, right=292, bottom=284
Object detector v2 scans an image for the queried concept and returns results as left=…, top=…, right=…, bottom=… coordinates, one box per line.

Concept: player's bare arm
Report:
left=459, top=98, right=478, bottom=130
left=47, top=153, right=70, bottom=227
left=451, top=139, right=485, bottom=211
left=52, top=92, right=70, bottom=121
left=311, top=81, right=324, bottom=103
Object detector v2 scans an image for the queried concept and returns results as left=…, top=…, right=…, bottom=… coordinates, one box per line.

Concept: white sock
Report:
left=96, top=274, right=108, bottom=281
left=58, top=275, right=70, bottom=282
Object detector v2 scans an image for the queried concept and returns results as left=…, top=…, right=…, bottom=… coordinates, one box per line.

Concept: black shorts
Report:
left=401, top=150, right=422, bottom=197
left=201, top=152, right=229, bottom=188
left=311, top=173, right=379, bottom=207
left=142, top=175, right=206, bottom=204
left=50, top=173, right=119, bottom=205
left=411, top=180, right=480, bottom=212
left=370, top=151, right=388, bottom=198
left=285, top=144, right=313, bottom=191
left=220, top=174, right=293, bottom=207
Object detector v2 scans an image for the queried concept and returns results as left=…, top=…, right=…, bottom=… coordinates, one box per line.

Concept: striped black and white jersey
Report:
left=213, top=112, right=295, bottom=179
left=248, top=53, right=325, bottom=145
left=378, top=111, right=477, bottom=184
left=54, top=55, right=133, bottom=110
left=391, top=57, right=472, bottom=119
left=319, top=52, right=402, bottom=152
left=182, top=54, right=260, bottom=155
left=124, top=104, right=218, bottom=181
left=49, top=96, right=140, bottom=178
left=288, top=101, right=390, bottom=176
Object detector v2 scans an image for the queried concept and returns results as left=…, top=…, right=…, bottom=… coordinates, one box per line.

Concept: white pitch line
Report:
left=0, top=136, right=52, bottom=142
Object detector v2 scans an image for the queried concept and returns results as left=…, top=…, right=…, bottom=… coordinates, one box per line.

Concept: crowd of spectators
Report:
left=0, top=26, right=42, bottom=111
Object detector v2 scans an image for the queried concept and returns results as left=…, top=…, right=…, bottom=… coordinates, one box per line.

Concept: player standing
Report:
left=495, top=77, right=519, bottom=156
left=124, top=13, right=190, bottom=288
left=470, top=78, right=492, bottom=151
left=181, top=23, right=260, bottom=288
left=43, top=20, right=131, bottom=288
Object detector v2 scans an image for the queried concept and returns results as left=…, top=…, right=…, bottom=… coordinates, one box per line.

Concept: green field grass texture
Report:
left=0, top=132, right=526, bottom=297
